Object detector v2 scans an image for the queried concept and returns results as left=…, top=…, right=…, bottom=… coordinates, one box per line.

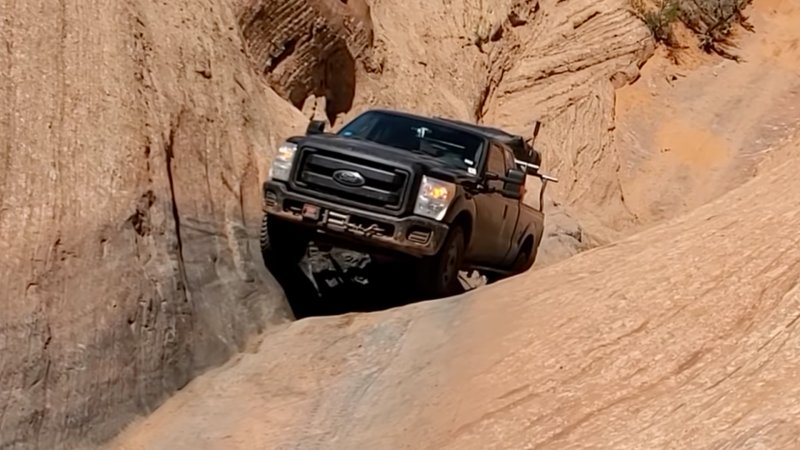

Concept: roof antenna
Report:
left=531, top=120, right=541, bottom=146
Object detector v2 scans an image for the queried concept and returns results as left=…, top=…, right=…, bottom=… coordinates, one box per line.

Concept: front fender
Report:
left=442, top=192, right=476, bottom=244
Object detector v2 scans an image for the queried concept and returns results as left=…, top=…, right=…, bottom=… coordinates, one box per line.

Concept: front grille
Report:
left=293, top=147, right=410, bottom=211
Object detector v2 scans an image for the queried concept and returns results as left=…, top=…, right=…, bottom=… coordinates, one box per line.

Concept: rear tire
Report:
left=416, top=225, right=466, bottom=298
left=485, top=239, right=536, bottom=284
left=260, top=214, right=310, bottom=270
left=511, top=244, right=535, bottom=275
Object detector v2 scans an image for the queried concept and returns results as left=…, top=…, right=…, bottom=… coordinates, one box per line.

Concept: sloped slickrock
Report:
left=112, top=136, right=800, bottom=449
left=0, top=0, right=305, bottom=447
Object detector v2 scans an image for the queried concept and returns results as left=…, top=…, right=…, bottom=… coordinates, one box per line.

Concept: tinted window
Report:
left=487, top=144, right=507, bottom=190
left=503, top=145, right=517, bottom=171
left=337, top=111, right=484, bottom=172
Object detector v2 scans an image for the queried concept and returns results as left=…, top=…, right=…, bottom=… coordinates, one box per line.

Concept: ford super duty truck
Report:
left=260, top=108, right=558, bottom=298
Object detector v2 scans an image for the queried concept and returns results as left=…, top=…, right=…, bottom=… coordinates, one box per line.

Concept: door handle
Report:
left=503, top=205, right=508, bottom=218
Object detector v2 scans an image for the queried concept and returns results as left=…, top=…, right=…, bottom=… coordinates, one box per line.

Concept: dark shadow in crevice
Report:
left=282, top=41, right=357, bottom=127
left=265, top=38, right=297, bottom=73
left=322, top=46, right=356, bottom=125
left=265, top=243, right=468, bottom=320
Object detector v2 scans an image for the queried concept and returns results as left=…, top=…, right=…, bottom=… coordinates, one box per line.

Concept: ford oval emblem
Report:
left=332, top=169, right=366, bottom=187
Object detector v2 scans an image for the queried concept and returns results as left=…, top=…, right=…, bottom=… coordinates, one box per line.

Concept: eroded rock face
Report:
left=0, top=0, right=305, bottom=447
left=237, top=0, right=377, bottom=124
left=347, top=0, right=525, bottom=121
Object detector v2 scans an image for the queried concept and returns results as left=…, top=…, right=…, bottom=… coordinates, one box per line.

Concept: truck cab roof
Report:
left=434, top=117, right=524, bottom=146
left=357, top=109, right=540, bottom=165
left=434, top=116, right=542, bottom=166
left=362, top=108, right=517, bottom=145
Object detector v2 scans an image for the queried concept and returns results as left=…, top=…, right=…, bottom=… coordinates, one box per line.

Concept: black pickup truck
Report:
left=260, top=108, right=558, bottom=298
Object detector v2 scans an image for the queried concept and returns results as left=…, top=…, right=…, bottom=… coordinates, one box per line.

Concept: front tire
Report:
left=416, top=225, right=466, bottom=298
left=260, top=214, right=309, bottom=270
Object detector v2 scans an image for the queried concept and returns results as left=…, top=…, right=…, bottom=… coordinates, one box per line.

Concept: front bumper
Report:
left=263, top=181, right=449, bottom=257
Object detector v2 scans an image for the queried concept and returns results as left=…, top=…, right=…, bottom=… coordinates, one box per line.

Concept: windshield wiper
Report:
left=340, top=134, right=368, bottom=142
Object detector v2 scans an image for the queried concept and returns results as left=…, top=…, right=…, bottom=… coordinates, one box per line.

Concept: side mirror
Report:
left=504, top=168, right=525, bottom=184
left=501, top=168, right=526, bottom=199
left=306, top=120, right=326, bottom=135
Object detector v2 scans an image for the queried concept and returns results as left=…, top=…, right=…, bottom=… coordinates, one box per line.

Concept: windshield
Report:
left=336, top=110, right=484, bottom=173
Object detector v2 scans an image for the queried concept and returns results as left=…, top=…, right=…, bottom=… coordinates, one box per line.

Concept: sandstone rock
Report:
left=533, top=197, right=602, bottom=268
left=0, top=0, right=306, bottom=447
left=110, top=136, right=800, bottom=450
left=6, top=0, right=795, bottom=447
left=108, top=1, right=800, bottom=447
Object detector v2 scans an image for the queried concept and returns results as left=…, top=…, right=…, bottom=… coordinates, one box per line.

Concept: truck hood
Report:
left=293, top=133, right=481, bottom=184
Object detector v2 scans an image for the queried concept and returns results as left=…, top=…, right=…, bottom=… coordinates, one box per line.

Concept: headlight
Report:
left=268, top=142, right=298, bottom=182
left=414, top=175, right=456, bottom=221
